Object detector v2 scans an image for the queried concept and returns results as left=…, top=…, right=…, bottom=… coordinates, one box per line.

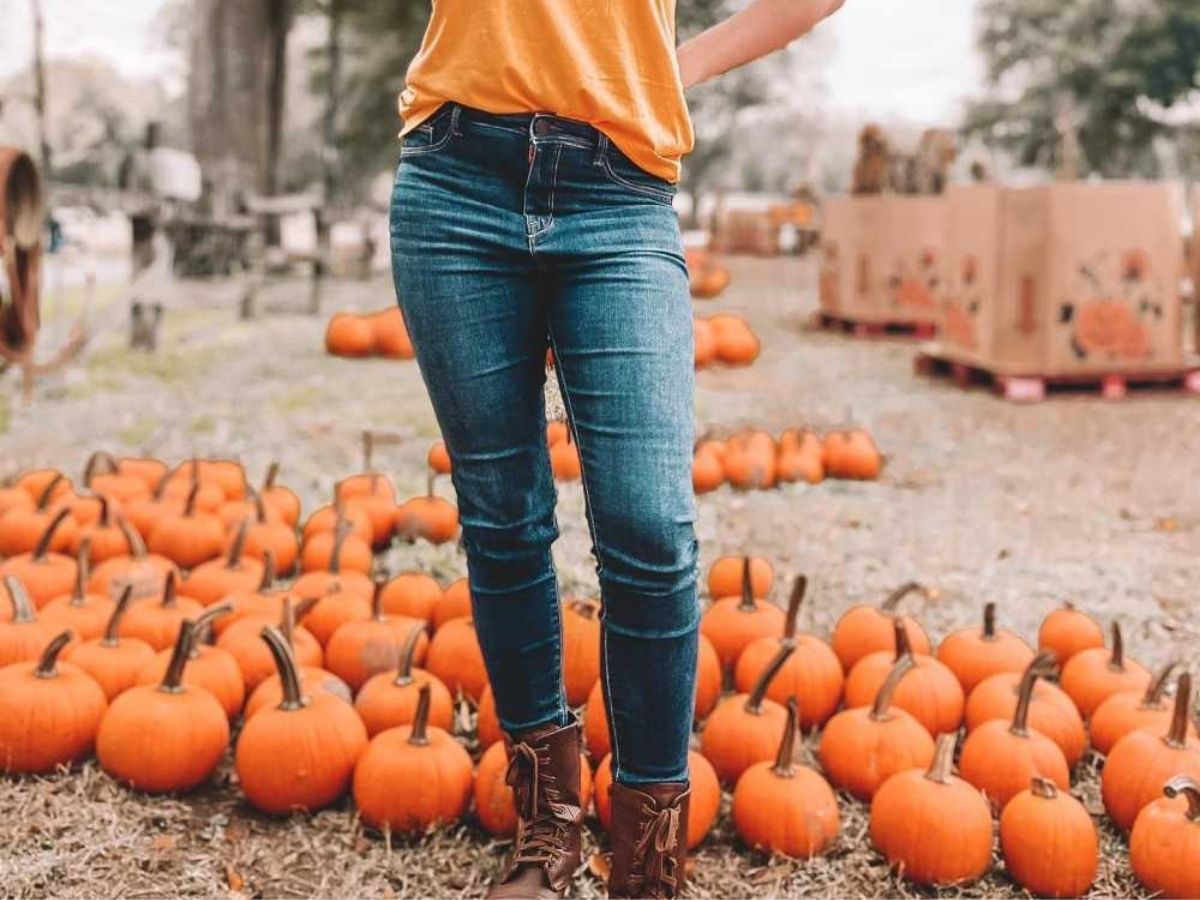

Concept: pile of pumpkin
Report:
left=694, top=427, right=883, bottom=494
left=694, top=314, right=760, bottom=369
left=325, top=307, right=415, bottom=360
left=685, top=247, right=732, bottom=300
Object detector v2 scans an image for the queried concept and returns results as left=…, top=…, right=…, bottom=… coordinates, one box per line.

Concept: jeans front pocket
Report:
left=599, top=148, right=677, bottom=205
left=400, top=105, right=458, bottom=157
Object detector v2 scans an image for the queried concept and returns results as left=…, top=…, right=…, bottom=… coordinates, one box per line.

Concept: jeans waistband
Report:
left=449, top=103, right=607, bottom=150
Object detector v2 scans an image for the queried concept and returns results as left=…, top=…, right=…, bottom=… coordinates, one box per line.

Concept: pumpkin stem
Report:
left=183, top=480, right=201, bottom=517
left=102, top=585, right=136, bottom=646
left=1165, top=672, right=1192, bottom=749
left=371, top=572, right=387, bottom=621
left=870, top=655, right=915, bottom=721
left=880, top=581, right=925, bottom=613
left=2, top=575, right=36, bottom=624
left=33, top=507, right=72, bottom=561
left=1010, top=655, right=1043, bottom=738
left=35, top=472, right=65, bottom=510
left=160, top=619, right=196, bottom=693
left=409, top=682, right=432, bottom=746
left=771, top=697, right=799, bottom=778
left=193, top=602, right=232, bottom=646
left=96, top=494, right=111, bottom=528
left=329, top=515, right=350, bottom=574
left=736, top=557, right=757, bottom=613
left=924, top=733, right=957, bottom=785
left=251, top=488, right=269, bottom=525
left=160, top=570, right=178, bottom=609
left=152, top=470, right=171, bottom=501
left=981, top=601, right=997, bottom=639
left=261, top=625, right=308, bottom=711
left=83, top=450, right=119, bottom=486
left=263, top=461, right=280, bottom=492
left=891, top=616, right=912, bottom=663
left=1109, top=621, right=1126, bottom=671
left=280, top=596, right=296, bottom=646
left=426, top=472, right=437, bottom=498
left=394, top=623, right=425, bottom=686
left=782, top=575, right=806, bottom=642
left=115, top=513, right=148, bottom=559
left=227, top=516, right=251, bottom=568
left=34, top=630, right=74, bottom=678
left=1031, top=776, right=1058, bottom=800
left=1164, top=775, right=1200, bottom=822
left=72, top=537, right=92, bottom=605
left=1142, top=662, right=1178, bottom=708
left=258, top=549, right=277, bottom=591
left=745, top=643, right=794, bottom=715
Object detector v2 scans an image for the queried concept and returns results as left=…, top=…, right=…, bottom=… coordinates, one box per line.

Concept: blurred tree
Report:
left=966, top=0, right=1200, bottom=177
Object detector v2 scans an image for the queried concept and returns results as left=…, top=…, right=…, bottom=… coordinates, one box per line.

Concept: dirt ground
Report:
left=2, top=256, right=1199, bottom=898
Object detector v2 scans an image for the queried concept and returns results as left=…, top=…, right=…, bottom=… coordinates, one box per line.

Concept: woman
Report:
left=391, top=1, right=846, bottom=896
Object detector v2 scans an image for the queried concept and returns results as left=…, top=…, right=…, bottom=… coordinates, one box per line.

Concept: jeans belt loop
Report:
left=449, top=104, right=463, bottom=137
left=593, top=132, right=608, bottom=167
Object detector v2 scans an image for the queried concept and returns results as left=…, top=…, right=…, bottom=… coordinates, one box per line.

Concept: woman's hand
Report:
left=677, top=0, right=847, bottom=90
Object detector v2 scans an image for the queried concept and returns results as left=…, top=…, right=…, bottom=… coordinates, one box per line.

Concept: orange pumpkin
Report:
left=132, top=605, right=245, bottom=719
left=324, top=579, right=429, bottom=691
left=722, top=430, right=777, bottom=490
left=146, top=482, right=226, bottom=570
left=0, top=629, right=108, bottom=773
left=88, top=515, right=179, bottom=602
left=474, top=740, right=593, bottom=838
left=352, top=683, right=474, bottom=832
left=378, top=570, right=441, bottom=622
left=236, top=625, right=368, bottom=813
left=831, top=581, right=931, bottom=672
left=259, top=462, right=301, bottom=527
left=691, top=446, right=725, bottom=494
left=424, top=616, right=488, bottom=701
left=427, top=441, right=452, bottom=476
left=734, top=575, right=844, bottom=730
left=1038, top=600, right=1104, bottom=666
left=1102, top=672, right=1200, bottom=832
left=700, top=557, right=784, bottom=671
left=584, top=680, right=610, bottom=761
left=550, top=430, right=583, bottom=481
left=0, top=474, right=78, bottom=558
left=0, top=575, right=60, bottom=667
left=217, top=596, right=323, bottom=692
left=336, top=472, right=397, bottom=548
left=96, top=619, right=230, bottom=792
left=325, top=311, right=375, bottom=357
left=958, top=658, right=1070, bottom=809
left=243, top=665, right=352, bottom=720
left=300, top=515, right=372, bottom=576
left=1001, top=777, right=1098, bottom=898
left=433, top=578, right=472, bottom=630
left=238, top=491, right=299, bottom=575
left=1060, top=621, right=1150, bottom=719
left=477, top=684, right=503, bottom=749
left=0, top=507, right=79, bottom=607
left=63, top=585, right=156, bottom=700
left=869, top=733, right=993, bottom=887
left=371, top=307, right=415, bottom=359
left=707, top=554, right=773, bottom=600
left=40, top=539, right=115, bottom=641
left=118, top=572, right=205, bottom=651
left=693, top=317, right=717, bottom=369
left=936, top=601, right=1034, bottom=695
left=561, top=598, right=600, bottom=706
left=821, top=429, right=883, bottom=480
left=776, top=428, right=825, bottom=485
left=1129, top=775, right=1200, bottom=899
left=179, top=516, right=265, bottom=606
left=709, top=314, right=760, bottom=366
left=701, top=644, right=793, bottom=784
left=355, top=624, right=451, bottom=736
left=394, top=476, right=460, bottom=545
left=302, top=502, right=373, bottom=547
left=65, top=494, right=131, bottom=563
left=844, top=617, right=963, bottom=736
left=732, top=697, right=839, bottom=858
left=299, top=579, right=371, bottom=647
left=1092, top=662, right=1198, bottom=756
left=694, top=633, right=722, bottom=721
left=818, top=656, right=935, bottom=800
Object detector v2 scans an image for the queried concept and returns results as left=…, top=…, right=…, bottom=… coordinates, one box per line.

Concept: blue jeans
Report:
left=390, top=104, right=699, bottom=785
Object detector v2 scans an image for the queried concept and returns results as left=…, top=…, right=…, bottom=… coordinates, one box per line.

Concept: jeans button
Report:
left=534, top=119, right=553, bottom=136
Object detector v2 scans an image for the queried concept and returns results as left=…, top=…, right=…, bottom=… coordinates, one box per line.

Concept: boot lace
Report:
left=505, top=742, right=578, bottom=870
left=626, top=801, right=681, bottom=898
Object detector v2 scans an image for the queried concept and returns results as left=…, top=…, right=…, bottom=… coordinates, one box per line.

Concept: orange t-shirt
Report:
left=399, top=1, right=694, bottom=182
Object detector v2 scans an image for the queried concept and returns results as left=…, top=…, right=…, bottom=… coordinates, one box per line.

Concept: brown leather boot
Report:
left=608, top=782, right=690, bottom=899
left=487, top=720, right=584, bottom=899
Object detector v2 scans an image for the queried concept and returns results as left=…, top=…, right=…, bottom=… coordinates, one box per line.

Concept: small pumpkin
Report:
left=1060, top=620, right=1150, bottom=719
left=700, top=557, right=785, bottom=671
left=217, top=596, right=323, bottom=692
left=290, top=529, right=374, bottom=603
left=335, top=472, right=396, bottom=548
left=936, top=601, right=1034, bottom=695
left=146, top=481, right=226, bottom=570
left=700, top=644, right=793, bottom=784
left=88, top=515, right=179, bottom=602
left=822, top=429, right=883, bottom=480
left=211, top=550, right=291, bottom=637
left=561, top=598, right=600, bottom=706
left=432, top=577, right=472, bottom=629
left=869, top=733, right=994, bottom=886
left=96, top=619, right=230, bottom=792
left=1129, top=775, right=1200, bottom=899
left=1000, top=776, right=1098, bottom=898
left=118, top=572, right=204, bottom=651
left=352, top=683, right=474, bottom=833
left=259, top=462, right=301, bottom=527
left=394, top=475, right=460, bottom=545
left=179, top=516, right=265, bottom=606
left=326, top=311, right=374, bottom=357
left=584, top=679, right=610, bottom=760
left=63, top=586, right=156, bottom=700
left=965, top=654, right=1086, bottom=767
left=1038, top=600, right=1104, bottom=666
left=0, top=482, right=34, bottom=520
left=355, top=624, right=451, bottom=736
left=477, top=684, right=503, bottom=749
left=41, top=539, right=115, bottom=641
left=324, top=576, right=430, bottom=691
left=0, top=474, right=78, bottom=558
left=776, top=428, right=825, bottom=485
left=693, top=317, right=717, bottom=368
left=694, top=632, right=722, bottom=720
left=425, top=616, right=488, bottom=702
left=1092, top=661, right=1197, bottom=756
left=549, top=429, right=582, bottom=481
left=132, top=604, right=245, bottom=719
left=692, top=447, right=725, bottom=494
left=238, top=491, right=299, bottom=575
left=709, top=314, right=760, bottom=366
left=0, top=630, right=108, bottom=773
left=112, top=457, right=168, bottom=494
left=831, top=581, right=932, bottom=672
left=722, top=430, right=777, bottom=490
left=593, top=750, right=721, bottom=850
left=300, top=578, right=372, bottom=647
left=378, top=570, right=441, bottom=622
left=707, top=554, right=773, bottom=600
left=82, top=453, right=149, bottom=506
left=818, top=656, right=935, bottom=800
left=302, top=502, right=373, bottom=547
left=958, top=656, right=1070, bottom=809
left=734, top=575, right=845, bottom=730
left=236, top=625, right=368, bottom=813
left=65, top=494, right=131, bottom=562
left=15, top=469, right=73, bottom=506
left=545, top=421, right=569, bottom=448
left=243, top=665, right=353, bottom=720
left=732, top=697, right=840, bottom=858
left=0, top=575, right=60, bottom=666
left=0, top=507, right=79, bottom=607
left=426, top=441, right=452, bottom=476
left=371, top=307, right=415, bottom=359
left=1102, top=671, right=1200, bottom=831
left=474, top=739, right=593, bottom=838
left=300, top=514, right=372, bottom=576
left=844, top=616, right=963, bottom=736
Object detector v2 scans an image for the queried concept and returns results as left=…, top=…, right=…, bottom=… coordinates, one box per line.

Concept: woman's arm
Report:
left=677, top=0, right=847, bottom=90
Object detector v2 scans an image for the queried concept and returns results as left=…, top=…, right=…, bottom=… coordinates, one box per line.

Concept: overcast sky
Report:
left=0, top=0, right=983, bottom=125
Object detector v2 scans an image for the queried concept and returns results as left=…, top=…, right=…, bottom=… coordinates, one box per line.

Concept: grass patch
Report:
left=190, top=414, right=217, bottom=435
left=116, top=416, right=159, bottom=447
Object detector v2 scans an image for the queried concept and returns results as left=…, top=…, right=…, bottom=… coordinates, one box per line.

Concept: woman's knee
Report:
left=596, top=515, right=700, bottom=639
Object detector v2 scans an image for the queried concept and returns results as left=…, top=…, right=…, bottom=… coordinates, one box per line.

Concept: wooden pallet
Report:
left=914, top=350, right=1200, bottom=403
left=811, top=311, right=937, bottom=340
